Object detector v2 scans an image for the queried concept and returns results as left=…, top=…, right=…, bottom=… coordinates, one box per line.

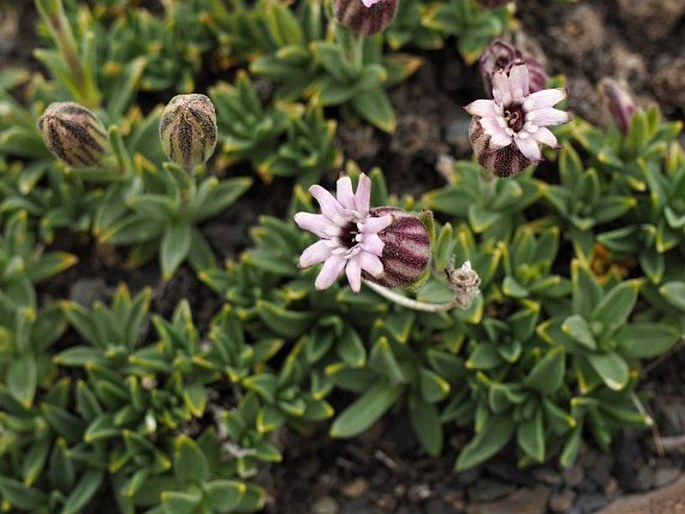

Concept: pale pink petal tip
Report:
left=362, top=0, right=382, bottom=6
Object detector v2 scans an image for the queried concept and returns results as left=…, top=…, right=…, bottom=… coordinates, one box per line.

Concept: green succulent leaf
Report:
left=660, top=281, right=685, bottom=311
left=330, top=379, right=403, bottom=438
left=455, top=413, right=515, bottom=471
left=584, top=352, right=630, bottom=391
left=409, top=397, right=443, bottom=456
left=174, top=435, right=210, bottom=483
left=523, top=347, right=565, bottom=394
left=616, top=322, right=681, bottom=358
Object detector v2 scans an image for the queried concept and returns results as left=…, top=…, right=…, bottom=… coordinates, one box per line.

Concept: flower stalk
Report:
left=362, top=260, right=481, bottom=313
left=35, top=0, right=101, bottom=107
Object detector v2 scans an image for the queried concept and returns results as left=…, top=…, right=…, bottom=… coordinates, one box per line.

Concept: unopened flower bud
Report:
left=468, top=118, right=531, bottom=178
left=159, top=93, right=217, bottom=172
left=598, top=78, right=637, bottom=136
left=38, top=102, right=108, bottom=167
left=480, top=40, right=547, bottom=95
left=476, top=0, right=510, bottom=8
left=333, top=0, right=399, bottom=36
left=366, top=207, right=431, bottom=288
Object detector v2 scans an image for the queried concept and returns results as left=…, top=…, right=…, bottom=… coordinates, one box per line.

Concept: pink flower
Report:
left=294, top=174, right=393, bottom=293
left=362, top=0, right=382, bottom=6
left=465, top=63, right=572, bottom=177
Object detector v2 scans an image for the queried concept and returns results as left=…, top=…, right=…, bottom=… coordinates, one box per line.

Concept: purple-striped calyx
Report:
left=367, top=207, right=431, bottom=289
left=480, top=40, right=547, bottom=95
left=294, top=173, right=431, bottom=293
left=159, top=93, right=217, bottom=172
left=38, top=102, right=108, bottom=167
left=333, top=0, right=399, bottom=36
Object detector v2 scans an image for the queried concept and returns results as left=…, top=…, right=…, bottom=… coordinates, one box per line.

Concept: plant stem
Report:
left=362, top=279, right=460, bottom=313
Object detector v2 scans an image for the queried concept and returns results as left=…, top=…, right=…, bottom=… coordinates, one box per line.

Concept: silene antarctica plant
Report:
left=294, top=173, right=480, bottom=312
left=466, top=63, right=572, bottom=178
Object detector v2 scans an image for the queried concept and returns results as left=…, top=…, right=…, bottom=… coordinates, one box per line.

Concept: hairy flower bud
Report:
left=333, top=0, right=399, bottom=36
left=599, top=78, right=637, bottom=136
left=38, top=102, right=108, bottom=167
left=159, top=93, right=217, bottom=171
left=480, top=40, right=547, bottom=95
left=366, top=207, right=431, bottom=288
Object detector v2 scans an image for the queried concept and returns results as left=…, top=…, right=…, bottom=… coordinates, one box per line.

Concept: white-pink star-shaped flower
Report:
left=294, top=174, right=392, bottom=293
left=465, top=63, right=571, bottom=164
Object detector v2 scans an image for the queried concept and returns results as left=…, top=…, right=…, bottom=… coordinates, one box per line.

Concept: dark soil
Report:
left=2, top=1, right=685, bottom=513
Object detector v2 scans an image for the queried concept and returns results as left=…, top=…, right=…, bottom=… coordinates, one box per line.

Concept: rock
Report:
left=69, top=278, right=109, bottom=307
left=617, top=0, right=685, bottom=41
left=563, top=466, right=585, bottom=488
left=466, top=485, right=549, bottom=514
left=605, top=477, right=619, bottom=496
left=532, top=467, right=563, bottom=486
left=339, top=500, right=376, bottom=514
left=425, top=498, right=456, bottom=514
left=653, top=466, right=681, bottom=488
left=595, top=475, right=685, bottom=514
left=634, top=465, right=656, bottom=492
left=311, top=496, right=339, bottom=514
left=467, top=479, right=516, bottom=502
left=407, top=484, right=432, bottom=503
left=575, top=493, right=609, bottom=513
left=587, top=455, right=613, bottom=490
left=340, top=478, right=369, bottom=499
left=549, top=489, right=575, bottom=513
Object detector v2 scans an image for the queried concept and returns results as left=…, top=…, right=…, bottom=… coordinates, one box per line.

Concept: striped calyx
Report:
left=367, top=207, right=431, bottom=288
left=159, top=93, right=217, bottom=172
left=38, top=102, right=108, bottom=167
left=480, top=40, right=547, bottom=95
left=468, top=118, right=531, bottom=178
left=333, top=0, right=399, bottom=36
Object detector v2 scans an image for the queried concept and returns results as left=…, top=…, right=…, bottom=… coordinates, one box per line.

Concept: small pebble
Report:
left=311, top=496, right=339, bottom=514
left=549, top=489, right=575, bottom=513
left=341, top=478, right=369, bottom=499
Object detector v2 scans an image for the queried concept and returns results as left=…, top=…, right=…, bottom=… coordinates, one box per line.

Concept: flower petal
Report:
left=530, top=126, right=559, bottom=148
left=359, top=252, right=384, bottom=278
left=480, top=117, right=508, bottom=139
left=361, top=233, right=384, bottom=256
left=490, top=131, right=513, bottom=148
left=526, top=107, right=572, bottom=127
left=361, top=214, right=392, bottom=234
left=492, top=70, right=511, bottom=106
left=345, top=256, right=362, bottom=293
left=310, top=184, right=344, bottom=221
left=299, top=239, right=332, bottom=268
left=508, top=64, right=529, bottom=102
left=336, top=175, right=355, bottom=210
left=354, top=173, right=372, bottom=216
left=465, top=99, right=498, bottom=118
left=362, top=0, right=381, bottom=6
left=294, top=212, right=334, bottom=238
left=523, top=87, right=567, bottom=110
left=514, top=136, right=542, bottom=162
left=315, top=255, right=346, bottom=290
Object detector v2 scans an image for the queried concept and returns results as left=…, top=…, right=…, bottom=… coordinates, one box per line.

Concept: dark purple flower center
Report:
left=504, top=103, right=525, bottom=132
left=340, top=221, right=359, bottom=249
